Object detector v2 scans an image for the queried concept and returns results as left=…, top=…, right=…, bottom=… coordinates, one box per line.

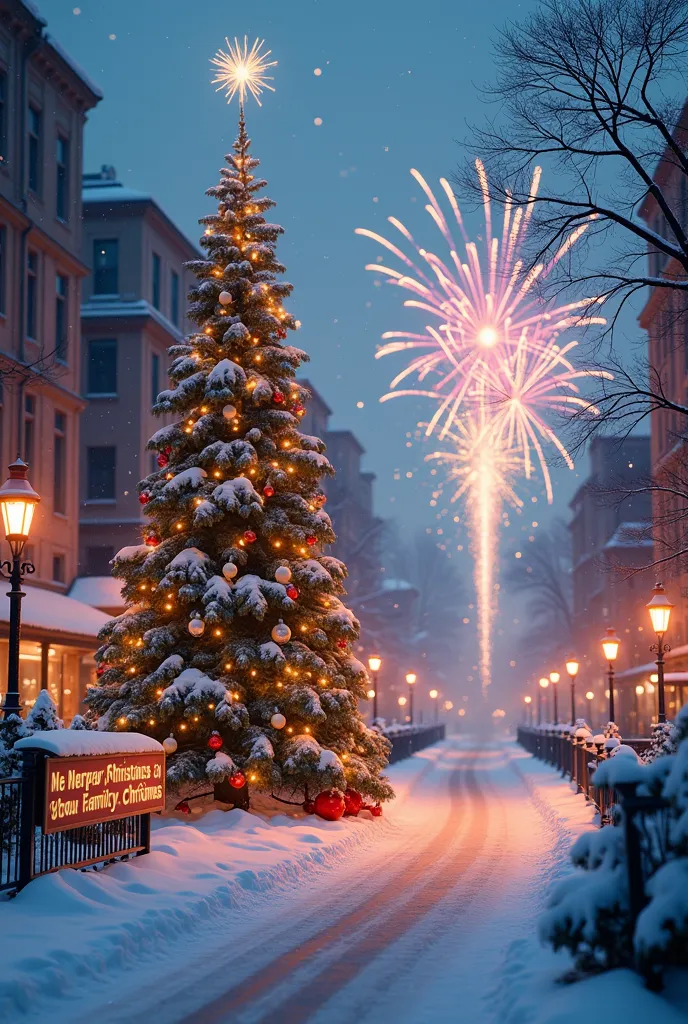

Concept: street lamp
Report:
left=565, top=656, right=579, bottom=725
left=549, top=671, right=560, bottom=724
left=647, top=582, right=674, bottom=724
left=406, top=672, right=417, bottom=724
left=524, top=694, right=532, bottom=725
left=538, top=677, right=549, bottom=725
left=397, top=695, right=408, bottom=721
left=368, top=654, right=382, bottom=723
left=429, top=688, right=439, bottom=722
left=0, top=459, right=40, bottom=718
left=601, top=627, right=620, bottom=724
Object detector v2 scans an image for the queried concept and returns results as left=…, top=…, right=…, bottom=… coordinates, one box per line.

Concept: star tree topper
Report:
left=211, top=36, right=277, bottom=107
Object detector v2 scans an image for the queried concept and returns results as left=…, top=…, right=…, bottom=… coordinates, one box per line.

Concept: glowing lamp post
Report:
left=647, top=583, right=674, bottom=723
left=406, top=672, right=417, bottom=725
left=368, top=654, right=382, bottom=723
left=549, top=671, right=560, bottom=725
left=601, top=628, right=620, bottom=725
left=429, top=688, right=439, bottom=722
left=565, top=656, right=579, bottom=725
left=524, top=694, right=532, bottom=725
left=0, top=459, right=40, bottom=718
left=538, top=677, right=549, bottom=725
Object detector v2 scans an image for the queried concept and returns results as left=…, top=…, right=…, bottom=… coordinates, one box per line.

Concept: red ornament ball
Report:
left=370, top=804, right=383, bottom=817
left=156, top=453, right=169, bottom=468
left=139, top=492, right=151, bottom=506
left=273, top=391, right=285, bottom=404
left=96, top=664, right=105, bottom=678
left=145, top=533, right=160, bottom=547
left=208, top=732, right=223, bottom=751
left=263, top=485, right=275, bottom=498
left=277, top=328, right=287, bottom=339
left=313, top=791, right=346, bottom=822
left=303, top=800, right=316, bottom=814
left=244, top=530, right=257, bottom=544
left=292, top=403, right=305, bottom=416
left=337, top=639, right=348, bottom=649
left=344, top=789, right=363, bottom=816
left=176, top=801, right=191, bottom=815
left=164, top=447, right=172, bottom=455
left=229, top=771, right=246, bottom=789
left=306, top=535, right=317, bottom=546
left=285, top=584, right=299, bottom=600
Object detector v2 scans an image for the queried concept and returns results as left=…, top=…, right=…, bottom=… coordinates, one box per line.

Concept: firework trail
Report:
left=357, top=164, right=609, bottom=694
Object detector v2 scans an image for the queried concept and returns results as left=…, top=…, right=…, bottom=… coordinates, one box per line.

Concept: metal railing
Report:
left=384, top=724, right=446, bottom=764
left=0, top=776, right=23, bottom=892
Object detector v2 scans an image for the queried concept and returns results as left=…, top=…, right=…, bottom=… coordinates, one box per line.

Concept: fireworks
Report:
left=357, top=163, right=609, bottom=693
left=211, top=37, right=277, bottom=107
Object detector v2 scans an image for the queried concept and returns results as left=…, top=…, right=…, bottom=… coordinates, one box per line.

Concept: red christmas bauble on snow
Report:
left=263, top=485, right=275, bottom=498
left=244, top=530, right=257, bottom=544
left=303, top=800, right=316, bottom=814
left=370, top=804, right=383, bottom=817
left=156, top=453, right=169, bottom=468
left=306, top=535, right=317, bottom=546
left=176, top=801, right=191, bottom=815
left=229, top=771, right=246, bottom=789
left=208, top=732, right=223, bottom=751
left=313, top=791, right=346, bottom=822
left=337, top=639, right=347, bottom=649
left=286, top=584, right=299, bottom=600
left=139, top=492, right=151, bottom=506
left=344, top=789, right=363, bottom=816
left=273, top=391, right=285, bottom=404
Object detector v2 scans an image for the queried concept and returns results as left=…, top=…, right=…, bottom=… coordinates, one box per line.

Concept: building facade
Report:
left=78, top=167, right=197, bottom=577
left=0, top=0, right=107, bottom=720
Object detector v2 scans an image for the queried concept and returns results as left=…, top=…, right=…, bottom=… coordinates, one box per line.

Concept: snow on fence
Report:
left=383, top=724, right=445, bottom=764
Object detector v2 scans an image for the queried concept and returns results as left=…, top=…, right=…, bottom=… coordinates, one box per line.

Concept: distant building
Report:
left=78, top=167, right=197, bottom=578
left=0, top=0, right=107, bottom=720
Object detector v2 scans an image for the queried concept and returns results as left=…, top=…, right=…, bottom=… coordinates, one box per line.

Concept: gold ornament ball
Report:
left=188, top=617, right=205, bottom=637
left=218, top=290, right=233, bottom=305
left=270, top=712, right=286, bottom=730
left=274, top=566, right=292, bottom=584
left=223, top=562, right=238, bottom=581
left=271, top=619, right=291, bottom=644
left=223, top=404, right=237, bottom=420
left=163, top=735, right=178, bottom=754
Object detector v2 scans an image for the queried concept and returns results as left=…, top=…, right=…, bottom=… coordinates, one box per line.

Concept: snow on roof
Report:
left=603, top=522, right=653, bottom=549
left=83, top=184, right=152, bottom=203
left=68, top=576, right=126, bottom=611
left=81, top=297, right=183, bottom=339
left=15, top=731, right=162, bottom=756
left=43, top=34, right=103, bottom=100
left=0, top=585, right=110, bottom=639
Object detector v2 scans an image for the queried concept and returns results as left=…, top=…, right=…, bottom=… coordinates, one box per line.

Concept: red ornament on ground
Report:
left=229, top=772, right=246, bottom=789
left=313, top=791, right=346, bottom=821
left=303, top=800, right=315, bottom=814
left=273, top=391, right=285, bottom=404
left=176, top=801, right=191, bottom=815
left=370, top=804, right=383, bottom=817
left=156, top=453, right=168, bottom=468
left=263, top=485, right=275, bottom=498
left=306, top=535, right=317, bottom=546
left=139, top=492, right=151, bottom=505
left=337, top=639, right=347, bottom=649
left=285, top=584, right=299, bottom=600
left=344, top=789, right=363, bottom=816
left=244, top=530, right=257, bottom=544
left=208, top=732, right=223, bottom=751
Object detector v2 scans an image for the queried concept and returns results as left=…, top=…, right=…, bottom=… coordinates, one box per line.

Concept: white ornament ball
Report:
left=223, top=562, right=238, bottom=581
left=271, top=619, right=292, bottom=644
left=223, top=404, right=237, bottom=420
left=188, top=617, right=205, bottom=637
left=274, top=566, right=292, bottom=584
left=271, top=712, right=287, bottom=730
left=163, top=735, right=178, bottom=754
left=218, top=290, right=233, bottom=305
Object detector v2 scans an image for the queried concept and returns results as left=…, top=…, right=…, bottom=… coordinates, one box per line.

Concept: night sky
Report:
left=37, top=0, right=644, bottom=703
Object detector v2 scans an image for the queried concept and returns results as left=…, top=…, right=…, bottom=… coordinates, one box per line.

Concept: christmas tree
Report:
left=87, top=96, right=392, bottom=810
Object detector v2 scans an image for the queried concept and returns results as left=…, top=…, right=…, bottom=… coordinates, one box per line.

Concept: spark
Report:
left=358, top=163, right=608, bottom=694
left=211, top=37, right=277, bottom=107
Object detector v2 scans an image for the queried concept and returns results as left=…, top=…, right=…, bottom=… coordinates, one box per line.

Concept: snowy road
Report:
left=49, top=739, right=599, bottom=1024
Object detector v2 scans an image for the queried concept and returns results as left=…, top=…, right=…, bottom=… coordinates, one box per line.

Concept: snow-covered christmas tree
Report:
left=87, top=52, right=392, bottom=811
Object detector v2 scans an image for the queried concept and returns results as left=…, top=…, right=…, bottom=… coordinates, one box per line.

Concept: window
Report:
left=52, top=554, right=65, bottom=583
left=87, top=338, right=117, bottom=395
left=23, top=394, right=35, bottom=469
left=0, top=70, right=7, bottom=164
left=56, top=135, right=69, bottom=220
left=93, top=239, right=118, bottom=295
left=55, top=274, right=68, bottom=362
left=170, top=270, right=179, bottom=326
left=53, top=411, right=66, bottom=515
left=0, top=225, right=5, bottom=315
left=87, top=446, right=116, bottom=500
left=85, top=546, right=114, bottom=577
left=26, top=250, right=38, bottom=339
left=151, top=352, right=160, bottom=407
left=28, top=106, right=41, bottom=194
left=152, top=252, right=161, bottom=309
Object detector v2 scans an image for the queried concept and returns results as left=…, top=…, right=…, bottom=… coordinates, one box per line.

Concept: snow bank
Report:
left=14, top=731, right=163, bottom=757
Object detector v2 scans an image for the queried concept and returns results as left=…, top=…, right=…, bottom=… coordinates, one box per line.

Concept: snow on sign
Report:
left=43, top=752, right=165, bottom=833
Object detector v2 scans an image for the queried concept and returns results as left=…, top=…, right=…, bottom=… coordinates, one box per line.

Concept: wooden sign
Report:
left=44, top=752, right=165, bottom=833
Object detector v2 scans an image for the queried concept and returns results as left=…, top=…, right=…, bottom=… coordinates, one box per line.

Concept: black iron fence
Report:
left=385, top=724, right=446, bottom=764
left=0, top=750, right=151, bottom=896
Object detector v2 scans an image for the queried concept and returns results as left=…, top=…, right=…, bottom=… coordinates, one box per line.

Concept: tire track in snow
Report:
left=180, top=747, right=487, bottom=1024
